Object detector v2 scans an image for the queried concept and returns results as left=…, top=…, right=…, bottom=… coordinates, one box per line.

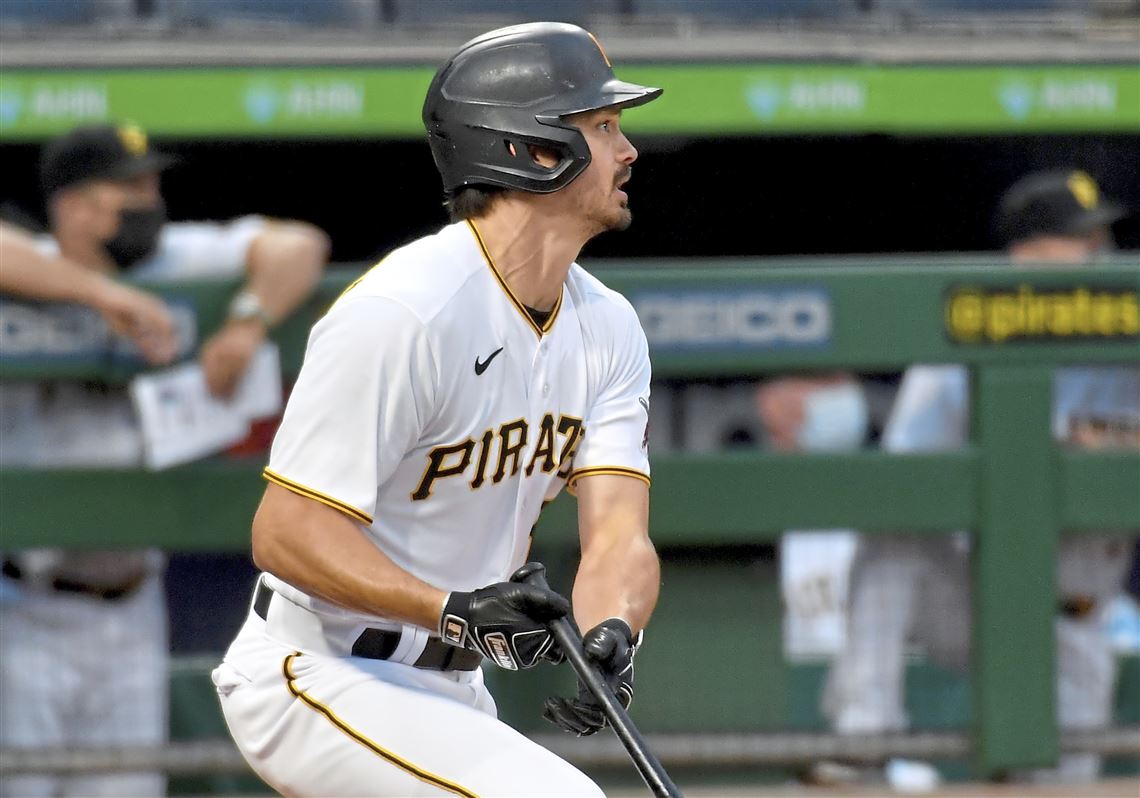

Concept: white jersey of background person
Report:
left=215, top=219, right=651, bottom=796
left=824, top=363, right=1139, bottom=781
left=0, top=216, right=265, bottom=798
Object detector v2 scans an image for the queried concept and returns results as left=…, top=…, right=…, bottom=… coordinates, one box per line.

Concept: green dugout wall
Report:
left=1, top=256, right=1138, bottom=775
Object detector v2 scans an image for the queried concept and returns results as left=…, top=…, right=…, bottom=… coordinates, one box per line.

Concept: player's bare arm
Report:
left=200, top=220, right=328, bottom=396
left=252, top=482, right=448, bottom=630
left=543, top=473, right=656, bottom=736
left=572, top=472, right=658, bottom=633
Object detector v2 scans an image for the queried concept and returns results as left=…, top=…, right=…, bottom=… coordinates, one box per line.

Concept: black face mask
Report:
left=103, top=204, right=166, bottom=269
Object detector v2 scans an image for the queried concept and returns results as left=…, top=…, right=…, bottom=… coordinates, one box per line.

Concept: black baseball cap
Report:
left=996, top=169, right=1126, bottom=246
left=40, top=123, right=176, bottom=197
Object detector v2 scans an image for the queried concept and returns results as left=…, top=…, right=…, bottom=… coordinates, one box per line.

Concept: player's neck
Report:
left=473, top=204, right=583, bottom=312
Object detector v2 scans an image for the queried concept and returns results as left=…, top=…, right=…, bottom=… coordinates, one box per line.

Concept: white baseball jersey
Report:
left=215, top=220, right=645, bottom=797
left=262, top=219, right=651, bottom=613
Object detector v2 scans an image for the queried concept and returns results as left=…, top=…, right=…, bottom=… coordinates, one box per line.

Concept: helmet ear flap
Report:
left=441, top=122, right=590, bottom=195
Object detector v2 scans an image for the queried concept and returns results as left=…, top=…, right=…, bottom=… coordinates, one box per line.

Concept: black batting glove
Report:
left=440, top=581, right=569, bottom=670
left=543, top=617, right=639, bottom=736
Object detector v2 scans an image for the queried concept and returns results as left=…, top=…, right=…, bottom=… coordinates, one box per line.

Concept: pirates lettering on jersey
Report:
left=494, top=418, right=529, bottom=483
left=554, top=415, right=585, bottom=479
left=411, top=413, right=584, bottom=501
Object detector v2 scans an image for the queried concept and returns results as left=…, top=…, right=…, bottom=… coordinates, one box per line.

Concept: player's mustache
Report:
left=615, top=167, right=632, bottom=188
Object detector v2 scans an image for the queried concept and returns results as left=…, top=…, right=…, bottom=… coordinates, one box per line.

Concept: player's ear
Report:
left=526, top=143, right=559, bottom=170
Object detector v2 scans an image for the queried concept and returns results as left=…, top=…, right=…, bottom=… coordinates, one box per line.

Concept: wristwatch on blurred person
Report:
left=227, top=289, right=273, bottom=328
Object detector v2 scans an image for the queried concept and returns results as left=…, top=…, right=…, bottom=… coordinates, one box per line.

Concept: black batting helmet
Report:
left=422, top=22, right=662, bottom=195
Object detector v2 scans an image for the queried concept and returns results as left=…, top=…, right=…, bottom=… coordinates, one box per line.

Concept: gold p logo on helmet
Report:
left=1066, top=170, right=1099, bottom=210
left=116, top=124, right=149, bottom=157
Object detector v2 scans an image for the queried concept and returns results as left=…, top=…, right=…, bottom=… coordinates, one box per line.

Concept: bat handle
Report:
left=512, top=563, right=683, bottom=798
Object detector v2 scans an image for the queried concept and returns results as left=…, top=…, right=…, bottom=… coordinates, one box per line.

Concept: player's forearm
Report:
left=572, top=534, right=659, bottom=634
left=572, top=473, right=657, bottom=632
left=0, top=224, right=108, bottom=306
left=243, top=222, right=328, bottom=324
left=252, top=483, right=447, bottom=630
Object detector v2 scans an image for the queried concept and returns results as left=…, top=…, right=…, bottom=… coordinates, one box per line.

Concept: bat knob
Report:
left=509, top=561, right=549, bottom=588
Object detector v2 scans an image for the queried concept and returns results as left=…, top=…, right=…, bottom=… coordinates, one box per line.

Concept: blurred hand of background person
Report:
left=91, top=279, right=178, bottom=365
left=198, top=319, right=266, bottom=397
left=1070, top=421, right=1140, bottom=450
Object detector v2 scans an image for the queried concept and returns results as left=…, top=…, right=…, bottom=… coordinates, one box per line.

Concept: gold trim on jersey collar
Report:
left=466, top=219, right=562, bottom=338
left=282, top=653, right=481, bottom=798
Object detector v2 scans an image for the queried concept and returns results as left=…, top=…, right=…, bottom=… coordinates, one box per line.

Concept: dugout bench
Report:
left=1, top=255, right=1138, bottom=781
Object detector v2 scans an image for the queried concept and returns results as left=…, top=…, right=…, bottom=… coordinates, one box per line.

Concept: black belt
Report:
left=1, top=558, right=146, bottom=602
left=253, top=580, right=482, bottom=672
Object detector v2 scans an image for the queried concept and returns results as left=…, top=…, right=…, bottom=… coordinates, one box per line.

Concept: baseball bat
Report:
left=512, top=562, right=683, bottom=798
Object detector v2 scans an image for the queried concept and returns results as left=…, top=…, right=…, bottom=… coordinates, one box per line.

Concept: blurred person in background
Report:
left=0, top=123, right=328, bottom=798
left=755, top=373, right=869, bottom=661
left=819, top=168, right=1138, bottom=789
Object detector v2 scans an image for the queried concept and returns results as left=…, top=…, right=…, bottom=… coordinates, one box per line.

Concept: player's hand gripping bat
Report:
left=511, top=562, right=683, bottom=798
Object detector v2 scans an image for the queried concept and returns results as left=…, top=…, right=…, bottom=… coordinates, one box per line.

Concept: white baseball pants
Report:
left=214, top=613, right=604, bottom=797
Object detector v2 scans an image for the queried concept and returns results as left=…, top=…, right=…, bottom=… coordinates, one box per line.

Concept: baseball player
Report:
left=0, top=123, right=327, bottom=798
left=213, top=22, right=662, bottom=797
left=822, top=169, right=1138, bottom=784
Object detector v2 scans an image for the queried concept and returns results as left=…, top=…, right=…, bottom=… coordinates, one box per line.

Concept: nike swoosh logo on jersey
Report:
left=474, top=347, right=504, bottom=375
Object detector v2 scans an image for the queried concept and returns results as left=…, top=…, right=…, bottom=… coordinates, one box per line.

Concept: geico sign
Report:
left=0, top=300, right=197, bottom=359
left=634, top=290, right=831, bottom=348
